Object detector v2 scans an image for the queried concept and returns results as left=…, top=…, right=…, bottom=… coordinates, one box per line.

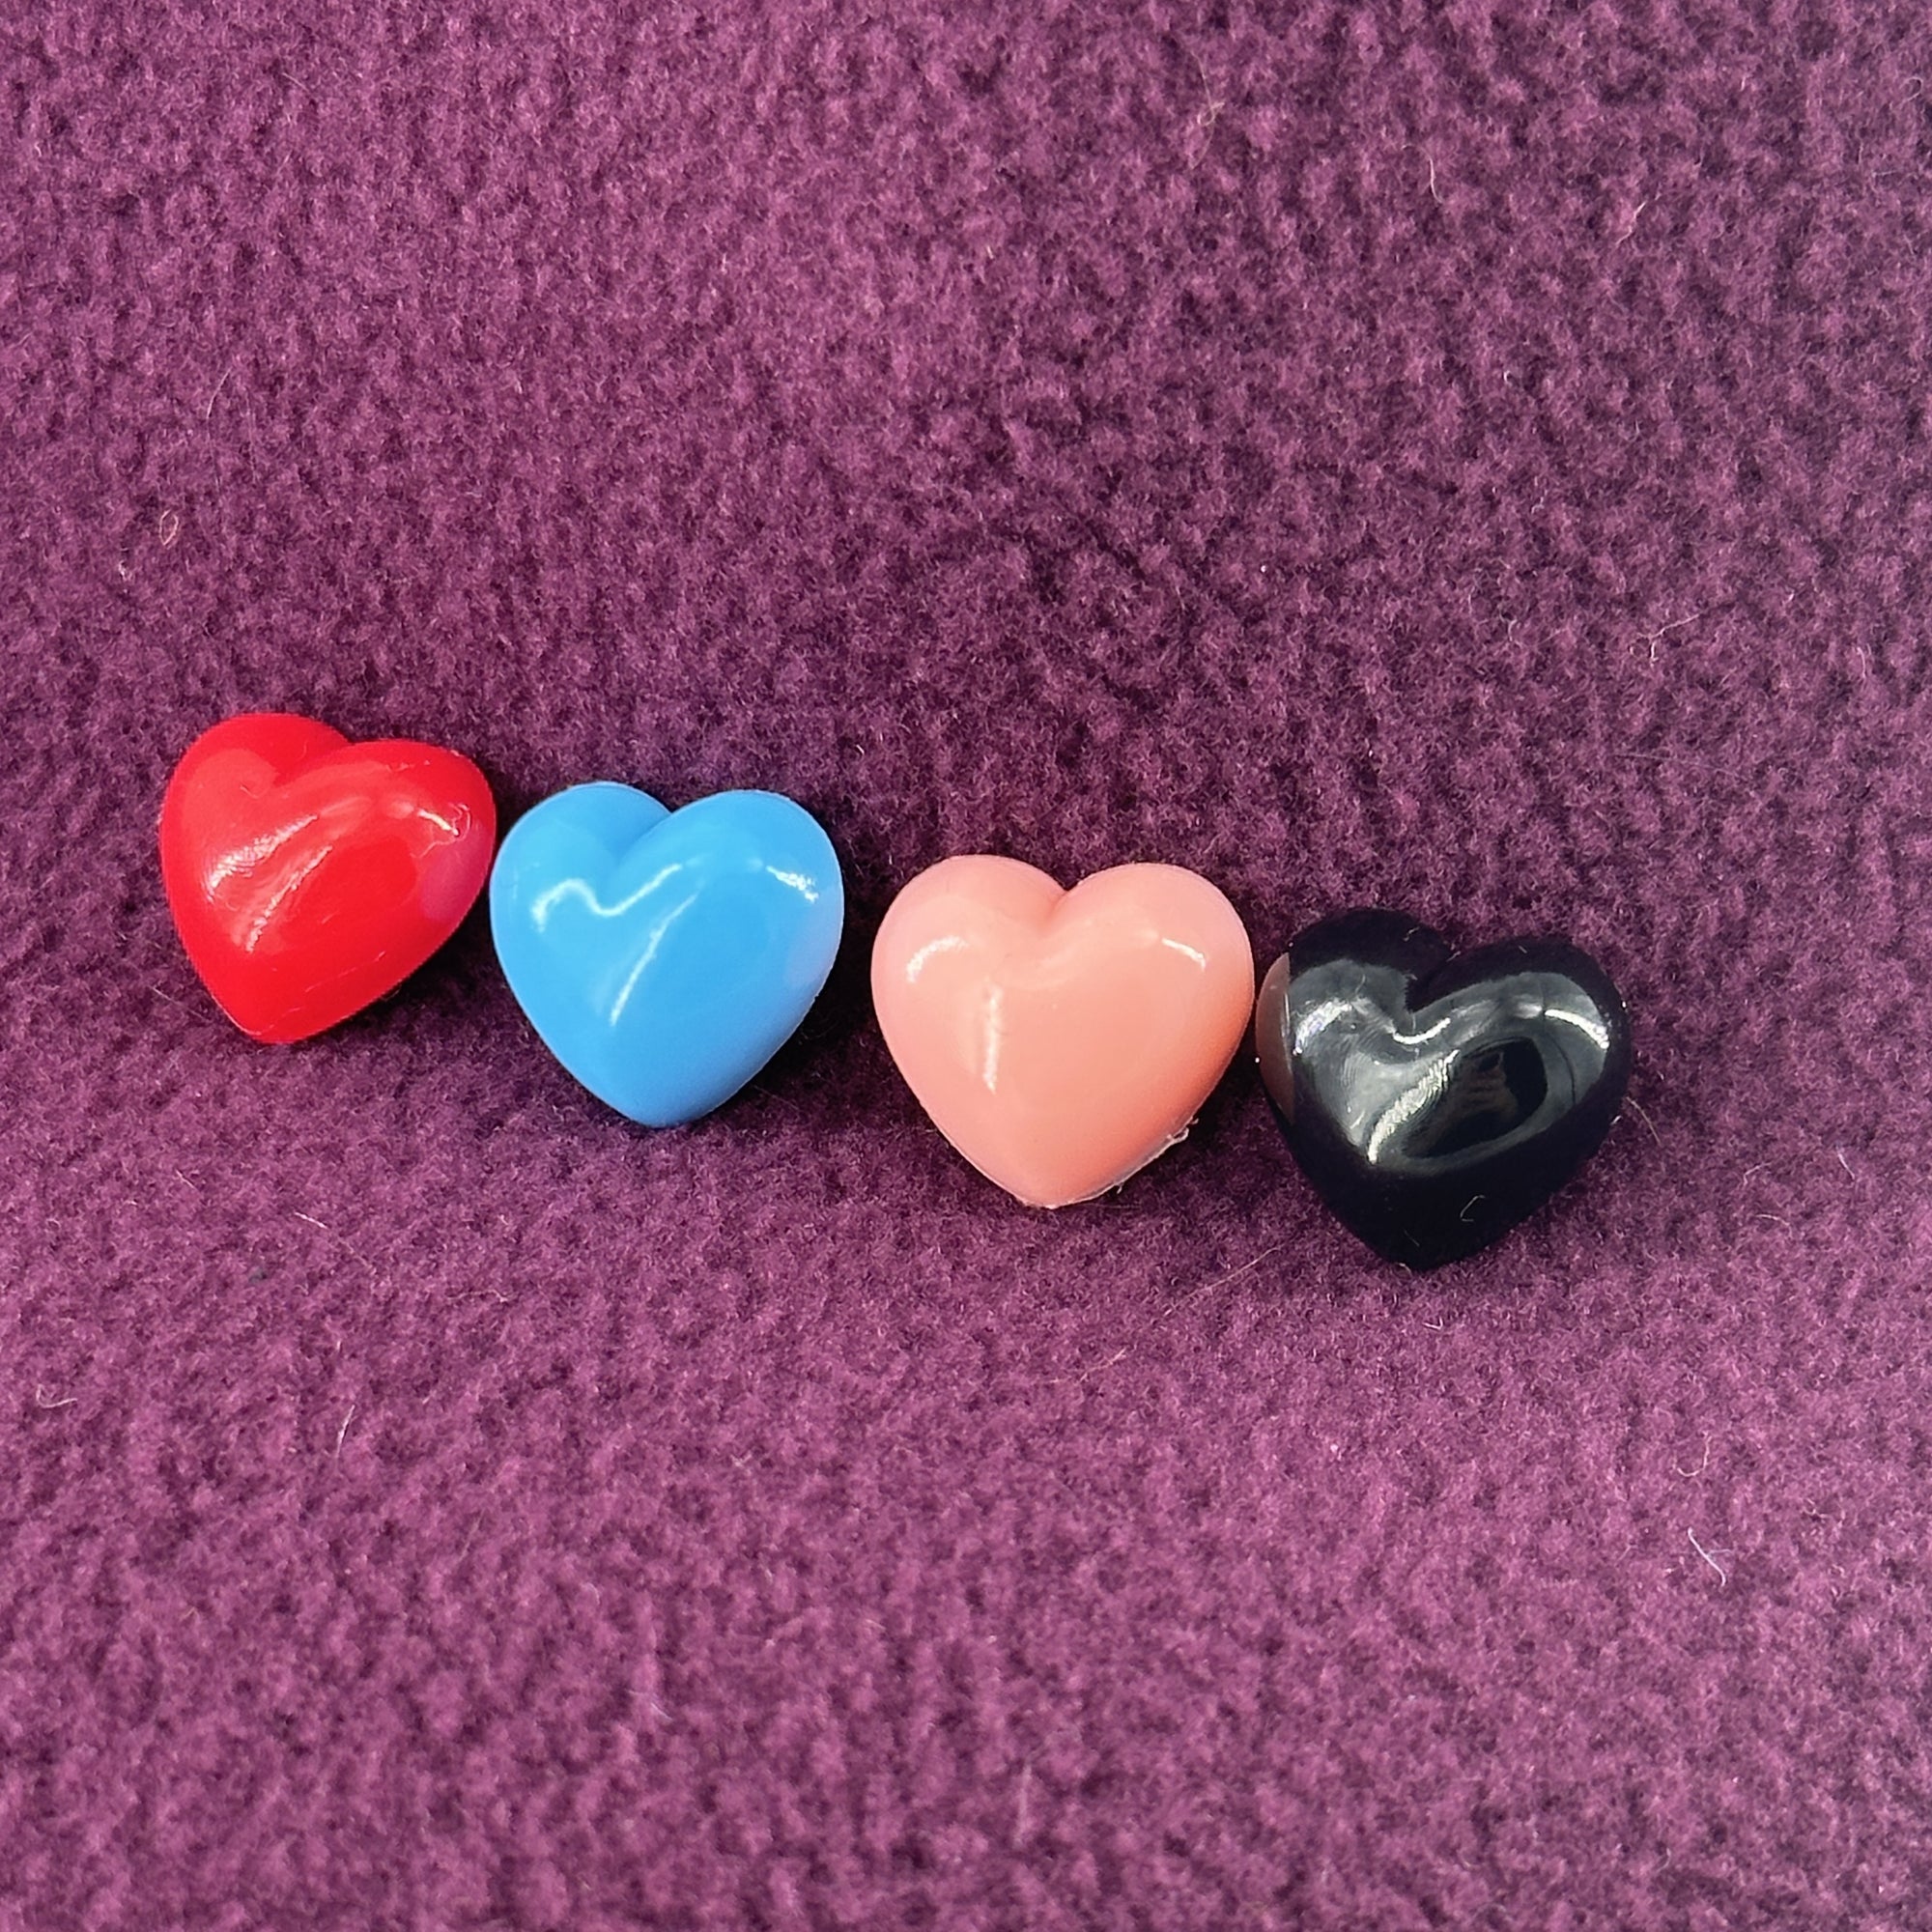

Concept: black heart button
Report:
left=1254, top=911, right=1632, bottom=1268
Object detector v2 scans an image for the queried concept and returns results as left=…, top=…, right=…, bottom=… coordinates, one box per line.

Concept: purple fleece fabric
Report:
left=5, top=1, right=1932, bottom=1924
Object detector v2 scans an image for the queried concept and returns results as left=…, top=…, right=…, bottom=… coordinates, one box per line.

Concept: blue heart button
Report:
left=489, top=782, right=844, bottom=1125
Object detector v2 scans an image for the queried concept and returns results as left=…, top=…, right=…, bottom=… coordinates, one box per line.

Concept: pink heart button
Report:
left=872, top=856, right=1255, bottom=1207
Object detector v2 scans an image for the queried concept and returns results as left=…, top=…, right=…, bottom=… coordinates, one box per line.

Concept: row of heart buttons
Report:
left=160, top=714, right=1631, bottom=1265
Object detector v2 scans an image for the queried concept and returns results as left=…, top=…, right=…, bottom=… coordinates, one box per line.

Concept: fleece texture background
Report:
left=5, top=0, right=1932, bottom=1924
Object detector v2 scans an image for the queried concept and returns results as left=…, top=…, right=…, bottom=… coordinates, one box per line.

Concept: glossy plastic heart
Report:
left=159, top=713, right=497, bottom=1043
left=871, top=856, right=1255, bottom=1208
left=489, top=783, right=844, bottom=1126
left=1254, top=910, right=1632, bottom=1268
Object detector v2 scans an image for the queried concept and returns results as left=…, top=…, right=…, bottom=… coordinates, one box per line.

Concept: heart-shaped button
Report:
left=158, top=713, right=497, bottom=1042
left=1254, top=910, right=1632, bottom=1267
left=489, top=782, right=844, bottom=1126
left=871, top=857, right=1254, bottom=1207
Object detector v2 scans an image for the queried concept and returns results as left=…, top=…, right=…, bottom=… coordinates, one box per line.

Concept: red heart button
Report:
left=159, top=713, right=497, bottom=1042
